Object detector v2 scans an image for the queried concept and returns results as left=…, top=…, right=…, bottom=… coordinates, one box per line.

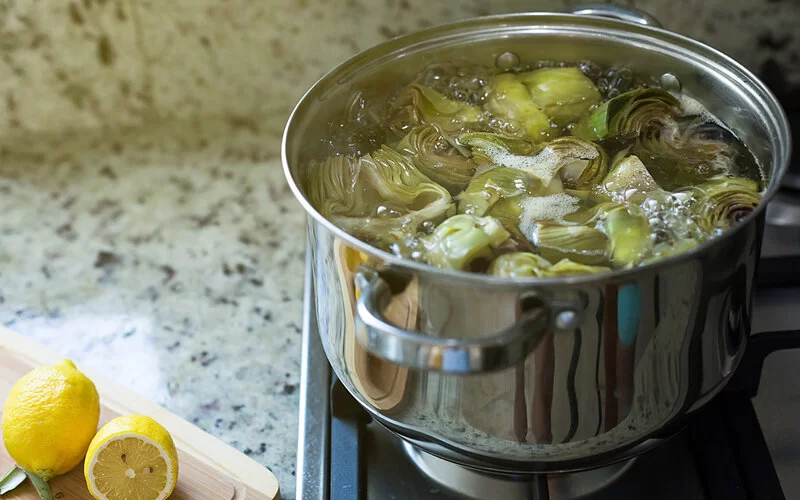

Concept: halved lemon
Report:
left=84, top=415, right=179, bottom=500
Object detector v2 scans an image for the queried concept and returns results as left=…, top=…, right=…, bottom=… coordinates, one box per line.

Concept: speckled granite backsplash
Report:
left=0, top=0, right=797, bottom=150
left=0, top=2, right=798, bottom=499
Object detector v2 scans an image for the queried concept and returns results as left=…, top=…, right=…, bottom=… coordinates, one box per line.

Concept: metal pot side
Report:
left=282, top=13, right=791, bottom=472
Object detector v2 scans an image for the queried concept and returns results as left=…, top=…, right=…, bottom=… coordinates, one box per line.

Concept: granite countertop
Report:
left=0, top=3, right=797, bottom=500
left=0, top=120, right=305, bottom=499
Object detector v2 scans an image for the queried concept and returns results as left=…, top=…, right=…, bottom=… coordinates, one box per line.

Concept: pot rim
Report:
left=282, top=11, right=791, bottom=288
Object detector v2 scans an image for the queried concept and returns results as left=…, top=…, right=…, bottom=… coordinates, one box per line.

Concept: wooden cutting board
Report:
left=0, top=327, right=280, bottom=499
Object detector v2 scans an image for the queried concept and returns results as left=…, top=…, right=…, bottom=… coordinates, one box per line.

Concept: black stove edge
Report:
left=756, top=255, right=800, bottom=289
left=297, top=249, right=331, bottom=500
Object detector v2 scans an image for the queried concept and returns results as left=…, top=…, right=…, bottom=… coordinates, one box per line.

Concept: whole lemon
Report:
left=2, top=359, right=100, bottom=480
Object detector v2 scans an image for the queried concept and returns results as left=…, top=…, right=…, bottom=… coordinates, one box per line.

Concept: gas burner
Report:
left=403, top=442, right=634, bottom=500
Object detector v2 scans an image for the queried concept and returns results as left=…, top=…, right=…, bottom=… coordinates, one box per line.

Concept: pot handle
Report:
left=570, top=3, right=662, bottom=28
left=353, top=269, right=582, bottom=374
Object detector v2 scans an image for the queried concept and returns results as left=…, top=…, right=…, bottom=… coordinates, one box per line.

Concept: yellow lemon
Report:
left=84, top=414, right=179, bottom=500
left=1, top=359, right=100, bottom=481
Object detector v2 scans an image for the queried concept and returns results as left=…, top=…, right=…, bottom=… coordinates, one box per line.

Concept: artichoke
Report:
left=644, top=238, right=701, bottom=263
left=422, top=214, right=511, bottom=270
left=488, top=251, right=552, bottom=277
left=396, top=125, right=475, bottom=192
left=307, top=147, right=454, bottom=246
left=599, top=154, right=662, bottom=203
left=458, top=131, right=537, bottom=167
left=546, top=137, right=608, bottom=190
left=488, top=252, right=610, bottom=278
left=388, top=84, right=483, bottom=134
left=682, top=176, right=761, bottom=232
left=485, top=73, right=554, bottom=142
left=633, top=118, right=763, bottom=191
left=531, top=223, right=609, bottom=265
left=544, top=259, right=611, bottom=276
left=456, top=167, right=533, bottom=216
left=604, top=206, right=653, bottom=267
left=456, top=167, right=544, bottom=250
left=573, top=88, right=680, bottom=141
left=306, top=154, right=363, bottom=217
left=518, top=67, right=602, bottom=126
left=459, top=132, right=606, bottom=189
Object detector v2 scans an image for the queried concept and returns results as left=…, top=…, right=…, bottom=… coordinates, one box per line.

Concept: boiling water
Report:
left=313, top=59, right=765, bottom=273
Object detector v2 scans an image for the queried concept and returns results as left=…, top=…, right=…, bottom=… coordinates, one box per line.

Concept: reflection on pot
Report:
left=335, top=241, right=412, bottom=413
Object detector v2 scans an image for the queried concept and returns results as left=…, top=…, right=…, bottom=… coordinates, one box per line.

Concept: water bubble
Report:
left=495, top=51, right=520, bottom=70
left=660, top=73, right=681, bottom=92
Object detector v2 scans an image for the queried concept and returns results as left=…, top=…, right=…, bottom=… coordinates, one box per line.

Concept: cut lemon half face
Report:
left=84, top=415, right=179, bottom=500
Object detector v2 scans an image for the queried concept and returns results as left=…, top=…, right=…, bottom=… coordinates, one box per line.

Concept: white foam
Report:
left=480, top=144, right=561, bottom=185
left=519, top=193, right=581, bottom=242
left=671, top=91, right=725, bottom=128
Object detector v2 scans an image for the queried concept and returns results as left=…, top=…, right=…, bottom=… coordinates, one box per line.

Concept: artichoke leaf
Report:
left=485, top=73, right=555, bottom=142
left=532, top=223, right=610, bottom=266
left=389, top=83, right=483, bottom=134
left=456, top=167, right=538, bottom=216
left=488, top=252, right=552, bottom=278
left=518, top=67, right=602, bottom=126
left=422, top=214, right=511, bottom=270
left=456, top=167, right=541, bottom=250
left=489, top=251, right=610, bottom=277
left=644, top=238, right=701, bottom=263
left=599, top=154, right=663, bottom=203
left=573, top=88, right=680, bottom=141
left=458, top=131, right=537, bottom=167
left=542, top=259, right=611, bottom=276
left=604, top=206, right=653, bottom=267
left=460, top=133, right=606, bottom=189
left=562, top=201, right=620, bottom=226
left=545, top=137, right=608, bottom=190
left=396, top=125, right=476, bottom=192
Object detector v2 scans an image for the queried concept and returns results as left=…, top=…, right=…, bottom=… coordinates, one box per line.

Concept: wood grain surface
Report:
left=0, top=327, right=280, bottom=499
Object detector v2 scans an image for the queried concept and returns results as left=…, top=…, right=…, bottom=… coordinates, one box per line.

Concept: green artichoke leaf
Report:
left=488, top=252, right=553, bottom=278
left=561, top=200, right=619, bottom=226
left=395, top=125, right=476, bottom=192
left=389, top=83, right=483, bottom=134
left=422, top=214, right=511, bottom=270
left=573, top=88, right=680, bottom=141
left=459, top=133, right=606, bottom=189
left=531, top=223, right=610, bottom=266
left=457, top=131, right=537, bottom=167
left=541, top=259, right=611, bottom=276
left=455, top=167, right=541, bottom=250
left=681, top=176, right=761, bottom=232
left=545, top=137, right=608, bottom=190
left=604, top=206, right=653, bottom=267
left=456, top=167, right=538, bottom=216
left=518, top=67, right=602, bottom=126
left=307, top=147, right=454, bottom=247
left=598, top=154, right=663, bottom=204
left=644, top=238, right=701, bottom=264
left=485, top=73, right=555, bottom=142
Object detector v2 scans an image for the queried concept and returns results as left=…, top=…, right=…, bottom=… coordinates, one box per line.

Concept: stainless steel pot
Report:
left=282, top=5, right=791, bottom=473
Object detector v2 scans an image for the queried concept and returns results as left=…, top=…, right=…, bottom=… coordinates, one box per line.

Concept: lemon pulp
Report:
left=87, top=435, right=174, bottom=500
